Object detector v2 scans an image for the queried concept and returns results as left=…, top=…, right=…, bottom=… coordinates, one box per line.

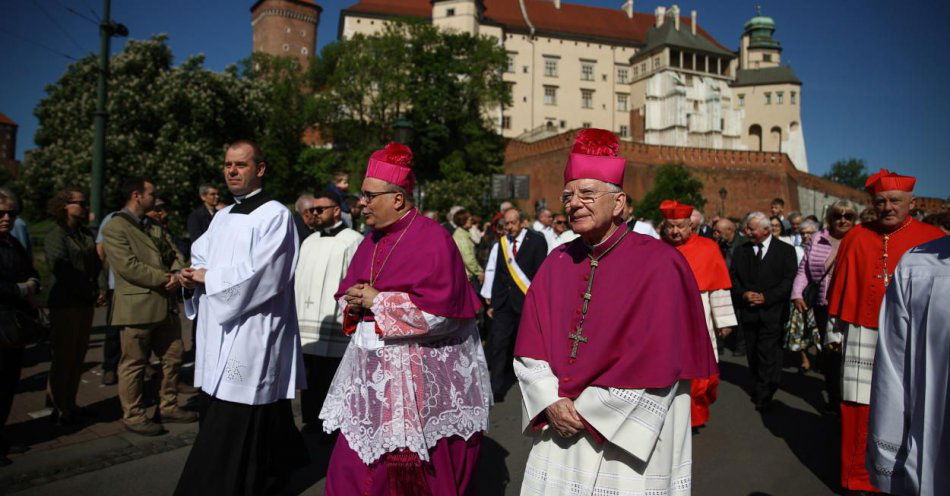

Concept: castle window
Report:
left=502, top=116, right=511, bottom=129
left=582, top=122, right=592, bottom=128
left=764, top=92, right=772, bottom=105
left=619, top=125, right=629, bottom=137
left=581, top=61, right=595, bottom=81
left=632, top=65, right=639, bottom=77
left=791, top=91, right=797, bottom=104
left=652, top=57, right=660, bottom=70
left=282, top=44, right=289, bottom=52
left=560, top=120, right=566, bottom=129
left=617, top=66, right=629, bottom=84
left=641, top=62, right=646, bottom=74
left=301, top=47, right=308, bottom=55
left=763, top=53, right=772, bottom=62
left=738, top=94, right=745, bottom=106
left=616, top=93, right=628, bottom=112
left=544, top=85, right=557, bottom=105
left=544, top=56, right=559, bottom=77
left=581, top=89, right=594, bottom=109
left=446, top=8, right=455, bottom=16
left=506, top=53, right=515, bottom=73
left=777, top=92, right=784, bottom=104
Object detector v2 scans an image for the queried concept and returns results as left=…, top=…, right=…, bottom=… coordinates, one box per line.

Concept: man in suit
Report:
left=483, top=208, right=547, bottom=401
left=729, top=211, right=797, bottom=411
left=185, top=184, right=219, bottom=250
left=102, top=177, right=196, bottom=436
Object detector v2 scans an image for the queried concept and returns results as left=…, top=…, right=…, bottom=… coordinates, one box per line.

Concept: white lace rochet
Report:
left=319, top=292, right=492, bottom=464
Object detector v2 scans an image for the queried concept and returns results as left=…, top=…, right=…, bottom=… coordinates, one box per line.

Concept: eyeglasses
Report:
left=359, top=190, right=397, bottom=201
left=553, top=220, right=567, bottom=225
left=67, top=200, right=88, bottom=208
left=308, top=206, right=336, bottom=215
left=560, top=190, right=618, bottom=205
left=831, top=213, right=856, bottom=221
left=0, top=210, right=17, bottom=219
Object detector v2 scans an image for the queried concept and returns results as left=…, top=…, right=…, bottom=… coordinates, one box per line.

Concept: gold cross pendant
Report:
left=568, top=326, right=589, bottom=359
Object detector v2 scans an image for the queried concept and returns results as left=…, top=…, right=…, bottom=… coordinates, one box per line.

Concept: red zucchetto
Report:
left=864, top=168, right=915, bottom=195
left=563, top=128, right=626, bottom=186
left=366, top=142, right=415, bottom=194
left=659, top=200, right=694, bottom=220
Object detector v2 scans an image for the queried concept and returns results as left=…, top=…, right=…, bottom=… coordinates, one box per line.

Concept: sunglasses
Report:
left=831, top=213, right=856, bottom=221
left=553, top=220, right=567, bottom=225
left=0, top=210, right=17, bottom=219
left=308, top=206, right=336, bottom=215
left=67, top=200, right=89, bottom=208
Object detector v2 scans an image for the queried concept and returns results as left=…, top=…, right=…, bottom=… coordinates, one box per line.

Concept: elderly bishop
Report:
left=827, top=168, right=944, bottom=493
left=660, top=200, right=736, bottom=430
left=514, top=129, right=716, bottom=495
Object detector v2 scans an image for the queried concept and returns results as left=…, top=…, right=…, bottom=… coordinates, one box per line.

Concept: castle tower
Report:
left=250, top=0, right=322, bottom=70
left=739, top=7, right=781, bottom=70
left=431, top=0, right=484, bottom=35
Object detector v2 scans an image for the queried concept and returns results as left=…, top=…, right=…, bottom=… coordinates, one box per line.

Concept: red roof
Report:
left=343, top=0, right=730, bottom=51
left=0, top=113, right=15, bottom=126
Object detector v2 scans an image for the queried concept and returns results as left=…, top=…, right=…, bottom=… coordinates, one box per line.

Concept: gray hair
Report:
left=198, top=183, right=217, bottom=196
left=745, top=211, right=770, bottom=229
left=0, top=187, right=19, bottom=211
left=788, top=211, right=803, bottom=221
left=294, top=193, right=314, bottom=213
left=799, top=219, right=820, bottom=233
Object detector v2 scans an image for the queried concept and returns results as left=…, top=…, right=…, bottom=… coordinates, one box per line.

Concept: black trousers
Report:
left=0, top=346, right=24, bottom=454
left=486, top=304, right=520, bottom=398
left=101, top=290, right=120, bottom=373
left=300, top=354, right=342, bottom=427
left=813, top=305, right=842, bottom=405
left=743, top=317, right=784, bottom=406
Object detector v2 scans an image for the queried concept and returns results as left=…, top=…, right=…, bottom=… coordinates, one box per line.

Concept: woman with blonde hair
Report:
left=790, top=199, right=859, bottom=411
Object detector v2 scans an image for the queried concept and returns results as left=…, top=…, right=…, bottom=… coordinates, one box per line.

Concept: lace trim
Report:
left=371, top=292, right=429, bottom=338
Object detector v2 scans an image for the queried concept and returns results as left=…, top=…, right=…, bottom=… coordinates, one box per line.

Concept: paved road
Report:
left=6, top=350, right=842, bottom=495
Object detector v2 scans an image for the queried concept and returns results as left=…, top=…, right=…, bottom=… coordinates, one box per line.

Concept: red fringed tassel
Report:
left=386, top=448, right=430, bottom=496
left=571, top=128, right=620, bottom=157
left=342, top=305, right=359, bottom=336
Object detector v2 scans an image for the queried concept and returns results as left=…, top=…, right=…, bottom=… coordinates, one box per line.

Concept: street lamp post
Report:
left=718, top=187, right=728, bottom=217
left=393, top=117, right=413, bottom=145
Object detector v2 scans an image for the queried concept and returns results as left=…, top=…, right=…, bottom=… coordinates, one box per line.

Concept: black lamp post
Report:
left=718, top=187, right=728, bottom=217
left=393, top=117, right=413, bottom=144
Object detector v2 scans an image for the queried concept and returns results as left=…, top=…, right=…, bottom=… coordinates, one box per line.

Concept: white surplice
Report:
left=700, top=289, right=737, bottom=361
left=867, top=236, right=950, bottom=496
left=294, top=227, right=362, bottom=357
left=187, top=191, right=306, bottom=405
left=320, top=292, right=492, bottom=464
left=515, top=357, right=692, bottom=496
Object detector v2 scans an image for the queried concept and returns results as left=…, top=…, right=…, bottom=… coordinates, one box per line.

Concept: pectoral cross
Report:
left=304, top=297, right=315, bottom=308
left=875, top=234, right=893, bottom=287
left=568, top=325, right=588, bottom=359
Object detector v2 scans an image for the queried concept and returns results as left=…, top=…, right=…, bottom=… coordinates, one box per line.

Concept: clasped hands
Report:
left=743, top=291, right=765, bottom=307
left=342, top=283, right=379, bottom=310
left=177, top=268, right=207, bottom=290
left=546, top=398, right=584, bottom=438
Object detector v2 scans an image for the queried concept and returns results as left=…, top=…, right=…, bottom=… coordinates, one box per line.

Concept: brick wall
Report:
left=503, top=130, right=868, bottom=219
left=251, top=0, right=321, bottom=70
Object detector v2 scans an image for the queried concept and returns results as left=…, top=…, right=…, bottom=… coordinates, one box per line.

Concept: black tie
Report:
left=755, top=243, right=764, bottom=261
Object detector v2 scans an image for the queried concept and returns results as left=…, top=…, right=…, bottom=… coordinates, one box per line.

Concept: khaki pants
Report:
left=118, top=314, right=183, bottom=425
left=46, top=306, right=95, bottom=414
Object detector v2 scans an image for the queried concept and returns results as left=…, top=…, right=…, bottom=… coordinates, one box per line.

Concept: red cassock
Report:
left=826, top=218, right=944, bottom=492
left=675, top=235, right=732, bottom=427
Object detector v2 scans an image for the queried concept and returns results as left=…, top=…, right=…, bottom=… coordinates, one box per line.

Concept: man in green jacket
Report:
left=101, top=177, right=195, bottom=436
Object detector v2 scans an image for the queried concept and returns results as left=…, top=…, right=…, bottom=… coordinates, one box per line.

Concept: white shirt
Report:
left=480, top=229, right=528, bottom=299
left=187, top=194, right=306, bottom=405
left=754, top=235, right=774, bottom=258
left=631, top=220, right=660, bottom=239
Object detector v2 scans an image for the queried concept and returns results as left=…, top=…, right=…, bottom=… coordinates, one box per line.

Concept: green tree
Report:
left=421, top=173, right=492, bottom=218
left=823, top=158, right=869, bottom=190
left=21, top=36, right=267, bottom=232
left=312, top=19, right=510, bottom=183
left=634, top=163, right=707, bottom=223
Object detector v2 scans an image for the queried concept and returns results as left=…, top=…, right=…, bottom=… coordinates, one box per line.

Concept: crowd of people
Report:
left=0, top=128, right=948, bottom=495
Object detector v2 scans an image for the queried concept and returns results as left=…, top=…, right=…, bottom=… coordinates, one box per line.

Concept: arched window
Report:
left=749, top=124, right=762, bottom=152
left=770, top=126, right=782, bottom=152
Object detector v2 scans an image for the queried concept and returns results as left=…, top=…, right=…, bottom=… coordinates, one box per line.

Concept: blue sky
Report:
left=2, top=0, right=948, bottom=198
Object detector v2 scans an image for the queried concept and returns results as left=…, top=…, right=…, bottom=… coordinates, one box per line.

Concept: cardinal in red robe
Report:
left=660, top=200, right=737, bottom=429
left=826, top=168, right=944, bottom=493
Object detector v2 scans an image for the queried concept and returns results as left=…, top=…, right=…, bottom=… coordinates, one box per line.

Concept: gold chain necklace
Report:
left=370, top=210, right=417, bottom=286
left=876, top=218, right=912, bottom=287
left=568, top=225, right=630, bottom=359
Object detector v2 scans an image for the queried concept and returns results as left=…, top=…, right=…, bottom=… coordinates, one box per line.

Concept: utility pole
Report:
left=90, top=0, right=127, bottom=227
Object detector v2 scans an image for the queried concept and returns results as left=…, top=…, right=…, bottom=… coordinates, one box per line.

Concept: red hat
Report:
left=865, top=168, right=916, bottom=195
left=563, top=128, right=626, bottom=186
left=366, top=142, right=415, bottom=194
left=659, top=200, right=694, bottom=220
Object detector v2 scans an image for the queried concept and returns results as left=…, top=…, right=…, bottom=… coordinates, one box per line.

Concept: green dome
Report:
left=743, top=13, right=781, bottom=50
left=743, top=15, right=775, bottom=32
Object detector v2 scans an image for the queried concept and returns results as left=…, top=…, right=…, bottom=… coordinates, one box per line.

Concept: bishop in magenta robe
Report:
left=514, top=129, right=716, bottom=495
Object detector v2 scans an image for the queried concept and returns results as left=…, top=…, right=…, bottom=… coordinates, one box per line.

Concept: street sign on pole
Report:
left=491, top=174, right=530, bottom=199
left=511, top=175, right=529, bottom=199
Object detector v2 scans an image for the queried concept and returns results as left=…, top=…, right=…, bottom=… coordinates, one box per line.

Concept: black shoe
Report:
left=754, top=400, right=774, bottom=412
left=5, top=443, right=28, bottom=455
left=101, top=370, right=117, bottom=385
left=733, top=349, right=746, bottom=357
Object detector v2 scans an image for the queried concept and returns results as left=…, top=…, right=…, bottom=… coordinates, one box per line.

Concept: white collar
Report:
left=758, top=235, right=773, bottom=251
left=509, top=228, right=527, bottom=244
left=233, top=188, right=262, bottom=203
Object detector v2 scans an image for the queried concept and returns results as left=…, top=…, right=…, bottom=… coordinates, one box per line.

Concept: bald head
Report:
left=714, top=218, right=736, bottom=243
left=503, top=208, right=524, bottom=238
